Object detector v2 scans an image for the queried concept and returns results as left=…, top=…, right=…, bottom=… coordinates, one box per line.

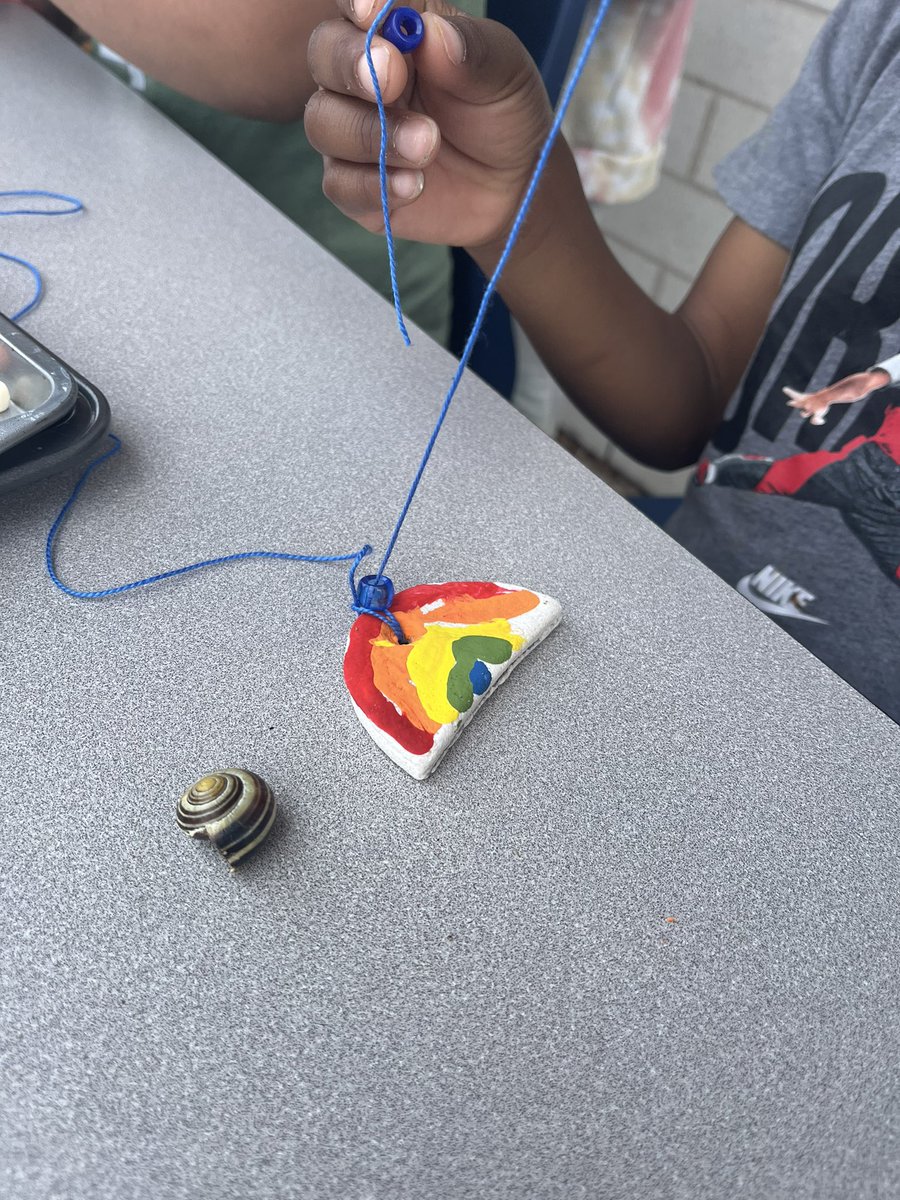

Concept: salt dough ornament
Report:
left=344, top=582, right=561, bottom=780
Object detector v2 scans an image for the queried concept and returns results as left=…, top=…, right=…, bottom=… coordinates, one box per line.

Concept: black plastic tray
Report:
left=0, top=367, right=111, bottom=495
left=0, top=312, right=78, bottom=454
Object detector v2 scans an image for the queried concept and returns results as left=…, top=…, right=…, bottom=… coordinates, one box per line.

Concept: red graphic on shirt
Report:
left=756, top=406, right=900, bottom=491
left=697, top=368, right=900, bottom=584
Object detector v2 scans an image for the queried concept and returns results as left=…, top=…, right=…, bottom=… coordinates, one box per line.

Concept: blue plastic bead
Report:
left=357, top=573, right=396, bottom=611
left=380, top=7, right=425, bottom=54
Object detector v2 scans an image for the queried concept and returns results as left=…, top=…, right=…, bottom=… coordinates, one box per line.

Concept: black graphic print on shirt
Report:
left=714, top=172, right=900, bottom=453
left=698, top=171, right=900, bottom=586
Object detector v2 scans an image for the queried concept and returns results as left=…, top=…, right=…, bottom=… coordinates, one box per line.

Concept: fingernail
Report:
left=357, top=46, right=390, bottom=96
left=352, top=0, right=376, bottom=20
left=391, top=170, right=425, bottom=200
left=393, top=116, right=437, bottom=164
left=434, top=16, right=465, bottom=65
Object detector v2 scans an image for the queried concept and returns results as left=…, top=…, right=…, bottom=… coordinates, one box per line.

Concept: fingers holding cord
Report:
left=305, top=90, right=440, bottom=168
left=322, top=157, right=425, bottom=232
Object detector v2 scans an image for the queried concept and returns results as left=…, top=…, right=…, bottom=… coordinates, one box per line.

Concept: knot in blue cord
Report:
left=348, top=562, right=407, bottom=644
left=37, top=0, right=615, bottom=626
left=367, top=0, right=615, bottom=585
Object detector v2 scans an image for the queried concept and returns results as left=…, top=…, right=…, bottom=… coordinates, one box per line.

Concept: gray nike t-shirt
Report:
left=667, top=0, right=900, bottom=723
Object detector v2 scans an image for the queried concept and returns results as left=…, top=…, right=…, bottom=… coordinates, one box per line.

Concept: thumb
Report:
left=417, top=10, right=544, bottom=106
left=338, top=1, right=541, bottom=107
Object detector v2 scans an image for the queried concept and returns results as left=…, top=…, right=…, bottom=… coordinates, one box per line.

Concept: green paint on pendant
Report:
left=446, top=636, right=513, bottom=714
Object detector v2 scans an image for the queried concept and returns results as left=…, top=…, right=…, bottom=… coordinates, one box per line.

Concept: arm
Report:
left=784, top=358, right=896, bottom=427
left=471, top=151, right=787, bottom=469
left=305, top=2, right=788, bottom=469
left=29, top=0, right=336, bottom=120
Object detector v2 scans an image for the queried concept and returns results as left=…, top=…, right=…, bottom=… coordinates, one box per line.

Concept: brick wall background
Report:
left=514, top=0, right=839, bottom=495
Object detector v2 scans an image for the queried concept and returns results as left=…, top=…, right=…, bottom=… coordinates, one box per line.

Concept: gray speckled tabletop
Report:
left=2, top=10, right=899, bottom=1200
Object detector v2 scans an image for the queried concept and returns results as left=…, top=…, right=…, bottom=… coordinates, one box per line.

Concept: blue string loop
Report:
left=36, top=3, right=613, bottom=640
left=368, top=1, right=614, bottom=579
left=0, top=190, right=84, bottom=217
left=365, top=2, right=414, bottom=346
left=46, top=435, right=375, bottom=600
left=5, top=192, right=403, bottom=631
left=0, top=190, right=84, bottom=321
left=46, top=435, right=410, bottom=641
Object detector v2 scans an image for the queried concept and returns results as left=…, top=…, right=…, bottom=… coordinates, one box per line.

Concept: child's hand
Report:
left=305, top=1, right=551, bottom=250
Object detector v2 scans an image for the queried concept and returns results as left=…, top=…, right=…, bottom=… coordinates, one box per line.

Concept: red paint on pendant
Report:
left=344, top=582, right=514, bottom=755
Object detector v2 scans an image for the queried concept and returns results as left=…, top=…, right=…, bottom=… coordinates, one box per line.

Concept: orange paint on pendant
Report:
left=388, top=590, right=540, bottom=641
left=378, top=591, right=537, bottom=644
left=424, top=590, right=539, bottom=626
left=371, top=641, right=441, bottom=735
left=392, top=608, right=429, bottom=643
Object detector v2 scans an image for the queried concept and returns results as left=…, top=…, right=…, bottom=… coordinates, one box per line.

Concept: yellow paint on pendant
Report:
left=406, top=618, right=525, bottom=725
left=371, top=640, right=442, bottom=735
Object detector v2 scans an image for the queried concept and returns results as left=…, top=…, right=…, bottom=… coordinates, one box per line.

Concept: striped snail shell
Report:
left=176, top=769, right=276, bottom=870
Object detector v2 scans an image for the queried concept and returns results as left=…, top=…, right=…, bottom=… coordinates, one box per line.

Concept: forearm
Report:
left=47, top=0, right=331, bottom=119
left=472, top=143, right=737, bottom=470
left=301, top=4, right=787, bottom=441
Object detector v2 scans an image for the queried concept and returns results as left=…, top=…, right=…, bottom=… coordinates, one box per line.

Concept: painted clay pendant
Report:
left=344, top=582, right=561, bottom=780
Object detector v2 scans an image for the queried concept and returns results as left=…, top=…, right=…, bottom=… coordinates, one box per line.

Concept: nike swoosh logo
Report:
left=737, top=575, right=828, bottom=624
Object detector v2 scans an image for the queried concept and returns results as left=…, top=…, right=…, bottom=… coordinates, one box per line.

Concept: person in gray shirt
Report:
left=304, top=0, right=900, bottom=724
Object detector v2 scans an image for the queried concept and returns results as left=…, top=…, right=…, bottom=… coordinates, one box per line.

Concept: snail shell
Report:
left=176, top=769, right=276, bottom=870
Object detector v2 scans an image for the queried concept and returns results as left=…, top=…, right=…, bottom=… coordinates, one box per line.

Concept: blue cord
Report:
left=0, top=183, right=401, bottom=631
left=46, top=434, right=409, bottom=637
left=0, top=190, right=85, bottom=321
left=1, top=251, right=44, bottom=322
left=47, top=434, right=407, bottom=634
left=373, top=0, right=614, bottom=579
left=0, top=190, right=83, bottom=217
left=46, top=434, right=376, bottom=596
left=41, top=7, right=613, bottom=641
left=365, top=1, right=413, bottom=347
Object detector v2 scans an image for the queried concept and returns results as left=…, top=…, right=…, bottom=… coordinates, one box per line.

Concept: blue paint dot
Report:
left=469, top=660, right=492, bottom=696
